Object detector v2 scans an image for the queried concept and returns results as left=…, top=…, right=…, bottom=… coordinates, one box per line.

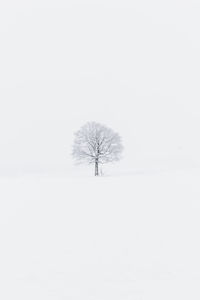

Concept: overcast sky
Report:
left=0, top=0, right=200, bottom=174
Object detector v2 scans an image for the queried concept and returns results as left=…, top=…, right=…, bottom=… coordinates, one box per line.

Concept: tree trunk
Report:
left=95, top=160, right=99, bottom=176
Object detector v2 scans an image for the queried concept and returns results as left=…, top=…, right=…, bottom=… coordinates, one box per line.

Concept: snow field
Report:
left=0, top=170, right=200, bottom=299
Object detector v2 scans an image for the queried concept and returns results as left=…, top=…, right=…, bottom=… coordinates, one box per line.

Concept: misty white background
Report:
left=1, top=0, right=200, bottom=175
left=1, top=2, right=200, bottom=300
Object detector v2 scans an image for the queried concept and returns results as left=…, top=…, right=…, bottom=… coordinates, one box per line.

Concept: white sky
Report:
left=0, top=0, right=200, bottom=173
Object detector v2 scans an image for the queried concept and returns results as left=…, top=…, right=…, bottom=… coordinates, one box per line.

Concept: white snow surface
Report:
left=1, top=169, right=200, bottom=300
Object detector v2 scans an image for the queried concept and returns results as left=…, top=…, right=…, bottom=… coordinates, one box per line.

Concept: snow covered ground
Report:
left=1, top=169, right=200, bottom=300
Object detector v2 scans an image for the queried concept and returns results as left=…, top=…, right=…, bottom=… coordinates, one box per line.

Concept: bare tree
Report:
left=72, top=122, right=123, bottom=176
